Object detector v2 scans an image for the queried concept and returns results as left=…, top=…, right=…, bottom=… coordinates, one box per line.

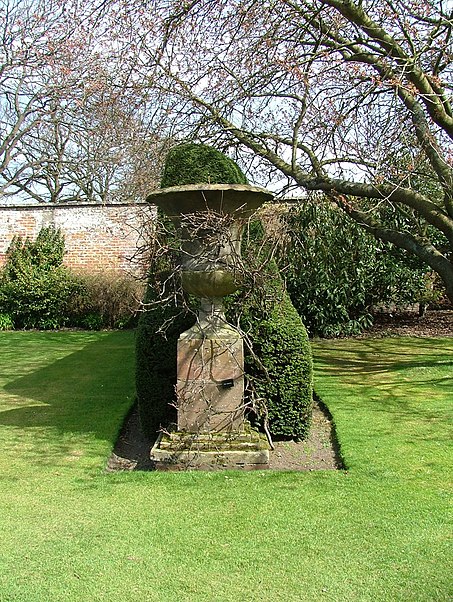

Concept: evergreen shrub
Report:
left=227, top=225, right=313, bottom=440
left=246, top=294, right=312, bottom=439
left=0, top=227, right=141, bottom=330
left=161, top=143, right=248, bottom=187
left=282, top=199, right=431, bottom=337
left=136, top=142, right=248, bottom=437
left=135, top=278, right=195, bottom=438
left=0, top=313, right=14, bottom=331
left=135, top=198, right=197, bottom=437
left=0, top=227, right=82, bottom=329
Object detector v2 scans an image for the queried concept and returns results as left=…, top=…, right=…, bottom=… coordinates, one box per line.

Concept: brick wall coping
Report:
left=0, top=202, right=149, bottom=210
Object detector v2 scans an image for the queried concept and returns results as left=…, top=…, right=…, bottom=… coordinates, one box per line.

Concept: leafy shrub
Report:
left=282, top=199, right=430, bottom=337
left=0, top=227, right=83, bottom=329
left=137, top=142, right=248, bottom=437
left=135, top=279, right=195, bottom=438
left=0, top=228, right=142, bottom=331
left=136, top=173, right=199, bottom=437
left=248, top=295, right=312, bottom=439
left=70, top=270, right=143, bottom=330
left=0, top=313, right=14, bottom=331
left=161, top=143, right=248, bottom=187
left=3, top=226, right=65, bottom=278
left=79, top=312, right=105, bottom=331
left=0, top=267, right=82, bottom=329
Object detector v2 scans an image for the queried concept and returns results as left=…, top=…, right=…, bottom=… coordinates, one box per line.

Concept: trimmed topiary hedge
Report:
left=226, top=246, right=313, bottom=440
left=161, top=143, right=248, bottom=187
left=135, top=279, right=195, bottom=438
left=243, top=292, right=312, bottom=440
left=136, top=143, right=312, bottom=440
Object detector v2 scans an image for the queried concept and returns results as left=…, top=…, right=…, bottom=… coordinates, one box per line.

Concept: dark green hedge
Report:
left=135, top=280, right=195, bottom=438
left=226, top=253, right=313, bottom=440
left=137, top=142, right=248, bottom=437
left=244, top=293, right=312, bottom=440
left=161, top=143, right=248, bottom=187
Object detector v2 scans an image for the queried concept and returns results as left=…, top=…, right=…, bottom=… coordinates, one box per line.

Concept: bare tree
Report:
left=0, top=0, right=82, bottom=200
left=0, top=0, right=166, bottom=204
left=27, top=85, right=167, bottom=204
left=113, top=0, right=453, bottom=301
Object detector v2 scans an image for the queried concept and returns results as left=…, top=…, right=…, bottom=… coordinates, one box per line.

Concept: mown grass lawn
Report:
left=0, top=331, right=451, bottom=602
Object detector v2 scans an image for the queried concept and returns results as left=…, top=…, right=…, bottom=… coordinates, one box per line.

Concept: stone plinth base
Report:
left=177, top=331, right=244, bottom=432
left=150, top=430, right=270, bottom=471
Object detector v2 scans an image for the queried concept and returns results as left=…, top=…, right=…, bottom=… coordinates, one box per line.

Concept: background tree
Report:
left=0, top=0, right=165, bottom=204
left=113, top=0, right=453, bottom=301
left=3, top=0, right=451, bottom=300
left=0, top=0, right=83, bottom=200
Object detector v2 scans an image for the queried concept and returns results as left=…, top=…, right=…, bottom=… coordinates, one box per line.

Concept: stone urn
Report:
left=146, top=183, right=273, bottom=469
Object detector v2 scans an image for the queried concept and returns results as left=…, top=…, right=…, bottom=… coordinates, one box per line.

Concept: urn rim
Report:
left=146, top=183, right=273, bottom=217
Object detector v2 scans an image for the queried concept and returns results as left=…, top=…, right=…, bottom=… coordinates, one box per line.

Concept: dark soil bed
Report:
left=364, top=308, right=453, bottom=338
left=106, top=397, right=343, bottom=472
left=107, top=309, right=453, bottom=472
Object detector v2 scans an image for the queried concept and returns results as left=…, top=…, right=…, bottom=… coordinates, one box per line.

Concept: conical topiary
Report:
left=160, top=143, right=248, bottom=187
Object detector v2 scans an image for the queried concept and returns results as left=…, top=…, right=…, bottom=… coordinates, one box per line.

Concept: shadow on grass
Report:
left=314, top=337, right=453, bottom=376
left=1, top=332, right=135, bottom=442
left=314, top=337, right=453, bottom=444
left=313, top=392, right=346, bottom=470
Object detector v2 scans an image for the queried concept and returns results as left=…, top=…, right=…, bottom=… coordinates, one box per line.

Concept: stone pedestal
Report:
left=149, top=301, right=271, bottom=470
left=145, top=184, right=273, bottom=470
left=177, top=327, right=244, bottom=432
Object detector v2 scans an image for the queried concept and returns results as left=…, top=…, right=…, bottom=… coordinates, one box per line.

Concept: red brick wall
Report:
left=0, top=203, right=156, bottom=275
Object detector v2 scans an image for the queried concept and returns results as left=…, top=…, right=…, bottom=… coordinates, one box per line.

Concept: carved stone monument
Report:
left=146, top=183, right=273, bottom=469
